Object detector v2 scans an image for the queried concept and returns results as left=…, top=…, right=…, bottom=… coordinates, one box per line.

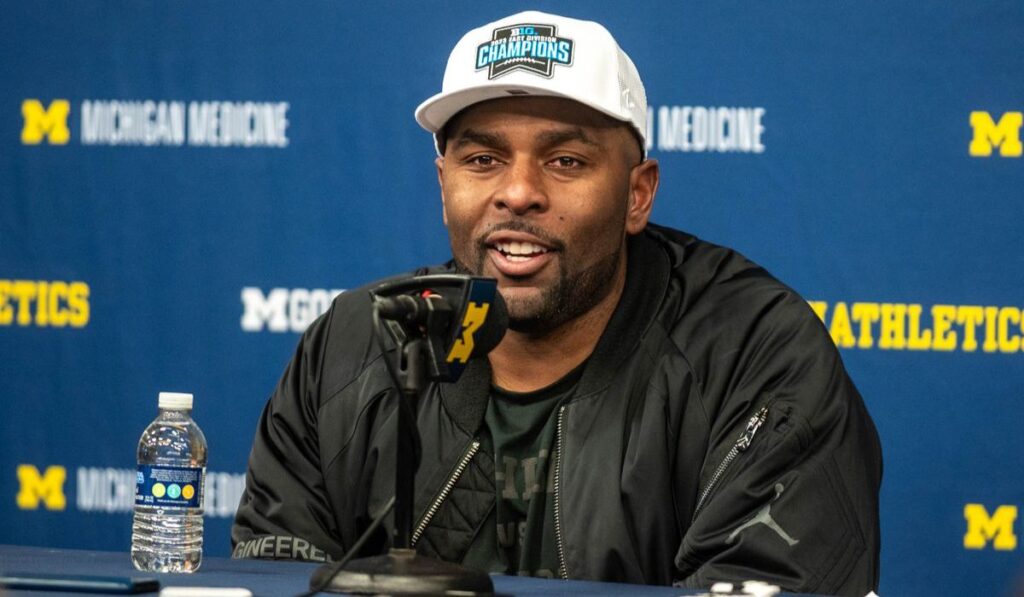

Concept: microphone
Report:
left=370, top=274, right=508, bottom=382
left=312, top=275, right=504, bottom=594
left=374, top=293, right=447, bottom=324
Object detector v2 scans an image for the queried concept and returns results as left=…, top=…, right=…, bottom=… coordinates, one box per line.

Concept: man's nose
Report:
left=493, top=159, right=548, bottom=215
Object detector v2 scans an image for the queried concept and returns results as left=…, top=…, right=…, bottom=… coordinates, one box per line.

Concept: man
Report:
left=232, top=11, right=881, bottom=595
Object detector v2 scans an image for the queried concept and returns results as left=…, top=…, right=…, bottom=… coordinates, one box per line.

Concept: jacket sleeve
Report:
left=230, top=311, right=345, bottom=562
left=674, top=293, right=882, bottom=596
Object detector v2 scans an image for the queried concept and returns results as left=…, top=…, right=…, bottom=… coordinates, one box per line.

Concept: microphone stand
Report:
left=311, top=311, right=494, bottom=595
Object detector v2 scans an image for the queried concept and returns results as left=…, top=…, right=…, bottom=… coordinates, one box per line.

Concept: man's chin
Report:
left=497, top=287, right=547, bottom=323
left=497, top=284, right=544, bottom=305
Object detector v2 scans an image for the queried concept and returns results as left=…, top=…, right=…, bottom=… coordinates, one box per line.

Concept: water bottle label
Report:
left=135, top=465, right=204, bottom=508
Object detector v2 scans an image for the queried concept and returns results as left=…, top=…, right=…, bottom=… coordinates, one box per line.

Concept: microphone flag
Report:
left=369, top=274, right=508, bottom=382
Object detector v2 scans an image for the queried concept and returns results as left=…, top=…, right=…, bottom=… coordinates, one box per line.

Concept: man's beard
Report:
left=452, top=232, right=625, bottom=335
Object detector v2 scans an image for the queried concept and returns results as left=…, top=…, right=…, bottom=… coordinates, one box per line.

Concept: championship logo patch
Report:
left=475, top=23, right=574, bottom=79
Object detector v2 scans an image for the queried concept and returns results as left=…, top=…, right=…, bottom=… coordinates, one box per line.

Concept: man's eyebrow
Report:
left=536, top=127, right=601, bottom=150
left=450, top=126, right=603, bottom=152
left=450, top=129, right=509, bottom=151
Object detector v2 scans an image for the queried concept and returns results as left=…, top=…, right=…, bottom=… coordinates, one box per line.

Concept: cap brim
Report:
left=415, top=82, right=624, bottom=134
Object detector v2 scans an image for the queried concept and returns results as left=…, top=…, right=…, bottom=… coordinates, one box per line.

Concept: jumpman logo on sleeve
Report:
left=725, top=483, right=800, bottom=547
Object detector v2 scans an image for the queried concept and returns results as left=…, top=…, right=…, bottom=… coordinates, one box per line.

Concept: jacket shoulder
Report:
left=644, top=224, right=841, bottom=414
left=647, top=224, right=800, bottom=305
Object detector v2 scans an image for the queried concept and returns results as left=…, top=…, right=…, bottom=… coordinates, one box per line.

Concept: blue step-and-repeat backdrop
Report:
left=2, top=2, right=1022, bottom=595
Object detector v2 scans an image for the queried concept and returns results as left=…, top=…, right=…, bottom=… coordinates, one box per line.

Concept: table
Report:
left=0, top=545, right=698, bottom=596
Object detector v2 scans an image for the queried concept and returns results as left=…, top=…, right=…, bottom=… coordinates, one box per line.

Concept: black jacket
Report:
left=232, top=224, right=882, bottom=595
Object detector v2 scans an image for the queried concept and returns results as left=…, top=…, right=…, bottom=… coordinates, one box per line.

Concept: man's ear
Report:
left=626, top=159, right=659, bottom=234
left=435, top=156, right=448, bottom=226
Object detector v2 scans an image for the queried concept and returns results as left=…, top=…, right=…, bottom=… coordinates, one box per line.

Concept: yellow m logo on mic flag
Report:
left=446, top=302, right=490, bottom=364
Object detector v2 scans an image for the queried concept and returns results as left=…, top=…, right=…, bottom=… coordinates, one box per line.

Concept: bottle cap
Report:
left=158, top=392, right=194, bottom=410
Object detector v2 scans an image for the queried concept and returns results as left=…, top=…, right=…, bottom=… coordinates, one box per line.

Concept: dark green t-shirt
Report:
left=462, top=364, right=584, bottom=578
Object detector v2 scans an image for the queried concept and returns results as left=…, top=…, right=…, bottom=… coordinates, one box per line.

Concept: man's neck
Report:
left=487, top=258, right=627, bottom=393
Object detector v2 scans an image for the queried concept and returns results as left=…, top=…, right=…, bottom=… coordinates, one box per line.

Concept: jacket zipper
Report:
left=409, top=440, right=481, bottom=547
left=690, top=405, right=769, bottom=524
left=554, top=405, right=568, bottom=579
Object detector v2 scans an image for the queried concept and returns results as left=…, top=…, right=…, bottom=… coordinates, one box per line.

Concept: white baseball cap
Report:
left=415, top=11, right=647, bottom=156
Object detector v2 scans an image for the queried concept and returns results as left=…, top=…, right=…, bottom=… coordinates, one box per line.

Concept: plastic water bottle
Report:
left=131, top=392, right=208, bottom=572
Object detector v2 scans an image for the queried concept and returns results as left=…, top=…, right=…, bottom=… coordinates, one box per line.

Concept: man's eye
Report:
left=469, top=155, right=496, bottom=166
left=551, top=156, right=582, bottom=168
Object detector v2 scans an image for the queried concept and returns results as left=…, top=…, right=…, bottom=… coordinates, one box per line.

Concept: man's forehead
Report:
left=442, top=96, right=637, bottom=155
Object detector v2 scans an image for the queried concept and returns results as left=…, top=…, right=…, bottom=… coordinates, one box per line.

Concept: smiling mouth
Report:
left=477, top=222, right=562, bottom=279
left=491, top=240, right=552, bottom=262
left=482, top=239, right=558, bottom=280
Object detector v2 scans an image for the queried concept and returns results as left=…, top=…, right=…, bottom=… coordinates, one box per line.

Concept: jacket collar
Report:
left=576, top=230, right=670, bottom=396
left=438, top=230, right=671, bottom=436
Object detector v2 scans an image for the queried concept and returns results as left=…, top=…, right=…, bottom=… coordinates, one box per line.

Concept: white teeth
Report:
left=495, top=241, right=548, bottom=256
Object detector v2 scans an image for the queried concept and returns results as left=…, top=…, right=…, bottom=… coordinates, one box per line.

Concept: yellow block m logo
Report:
left=446, top=302, right=490, bottom=364
left=969, top=111, right=1023, bottom=157
left=964, top=503, right=1017, bottom=550
left=16, top=465, right=67, bottom=510
left=21, top=99, right=71, bottom=145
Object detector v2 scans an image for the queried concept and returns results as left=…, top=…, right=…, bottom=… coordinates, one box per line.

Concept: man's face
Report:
left=436, top=97, right=653, bottom=333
